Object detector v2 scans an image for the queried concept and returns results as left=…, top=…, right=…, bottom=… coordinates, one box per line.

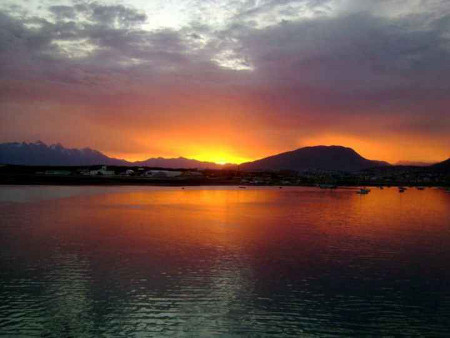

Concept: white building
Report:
left=90, top=166, right=115, bottom=176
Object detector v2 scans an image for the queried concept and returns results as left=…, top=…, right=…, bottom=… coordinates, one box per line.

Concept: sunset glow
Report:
left=0, top=0, right=449, bottom=163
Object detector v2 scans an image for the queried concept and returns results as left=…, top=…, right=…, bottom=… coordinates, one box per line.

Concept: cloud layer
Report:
left=0, top=0, right=449, bottom=162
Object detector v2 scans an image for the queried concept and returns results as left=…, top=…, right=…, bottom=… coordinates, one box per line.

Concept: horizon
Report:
left=1, top=140, right=447, bottom=166
left=0, top=0, right=449, bottom=164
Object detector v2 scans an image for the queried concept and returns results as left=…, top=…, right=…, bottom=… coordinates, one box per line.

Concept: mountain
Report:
left=396, top=161, right=436, bottom=167
left=134, top=157, right=224, bottom=169
left=0, top=141, right=127, bottom=166
left=429, top=158, right=450, bottom=172
left=240, top=145, right=390, bottom=172
left=0, top=142, right=224, bottom=169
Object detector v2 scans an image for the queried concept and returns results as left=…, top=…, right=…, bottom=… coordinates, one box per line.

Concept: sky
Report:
left=0, top=0, right=449, bottom=164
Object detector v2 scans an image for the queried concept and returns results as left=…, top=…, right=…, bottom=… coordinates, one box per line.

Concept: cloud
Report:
left=83, top=3, right=147, bottom=28
left=0, top=0, right=449, bottom=161
left=49, top=5, right=77, bottom=20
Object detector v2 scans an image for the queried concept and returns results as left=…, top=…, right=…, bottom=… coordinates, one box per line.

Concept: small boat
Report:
left=398, top=187, right=406, bottom=193
left=238, top=186, right=247, bottom=189
left=357, top=188, right=370, bottom=194
left=416, top=187, right=425, bottom=190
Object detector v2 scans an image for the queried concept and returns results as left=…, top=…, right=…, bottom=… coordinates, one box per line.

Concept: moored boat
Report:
left=357, top=188, right=371, bottom=194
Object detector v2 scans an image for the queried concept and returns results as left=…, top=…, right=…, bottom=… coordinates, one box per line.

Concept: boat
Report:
left=416, top=187, right=425, bottom=190
left=238, top=186, right=247, bottom=189
left=357, top=188, right=370, bottom=194
left=398, top=186, right=406, bottom=193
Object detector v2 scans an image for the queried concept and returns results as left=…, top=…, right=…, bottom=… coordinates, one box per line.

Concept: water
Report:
left=0, top=186, right=449, bottom=336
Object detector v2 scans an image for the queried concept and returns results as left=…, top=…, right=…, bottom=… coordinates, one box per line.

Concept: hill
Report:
left=240, top=146, right=389, bottom=172
left=134, top=157, right=224, bottom=169
left=396, top=161, right=436, bottom=167
left=429, top=158, right=450, bottom=172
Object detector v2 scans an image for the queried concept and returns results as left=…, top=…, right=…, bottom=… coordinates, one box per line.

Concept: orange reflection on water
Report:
left=6, top=186, right=449, bottom=262
left=1, top=186, right=450, bottom=335
left=41, top=186, right=449, bottom=253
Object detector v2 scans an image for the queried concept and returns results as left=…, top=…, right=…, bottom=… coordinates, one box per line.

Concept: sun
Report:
left=187, top=148, right=251, bottom=165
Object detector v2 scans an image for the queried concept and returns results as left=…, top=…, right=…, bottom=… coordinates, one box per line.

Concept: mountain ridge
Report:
left=429, top=158, right=450, bottom=172
left=2, top=141, right=447, bottom=172
left=239, top=145, right=390, bottom=172
left=0, top=142, right=225, bottom=169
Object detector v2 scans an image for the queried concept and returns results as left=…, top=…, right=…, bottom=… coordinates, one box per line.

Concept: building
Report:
left=90, top=166, right=115, bottom=176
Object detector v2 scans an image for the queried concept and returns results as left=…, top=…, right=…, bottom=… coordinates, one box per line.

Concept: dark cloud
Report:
left=242, top=12, right=450, bottom=88
left=83, top=3, right=147, bottom=28
left=49, top=5, right=77, bottom=20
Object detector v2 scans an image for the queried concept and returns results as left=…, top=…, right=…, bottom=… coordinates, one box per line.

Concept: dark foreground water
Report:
left=0, top=186, right=449, bottom=336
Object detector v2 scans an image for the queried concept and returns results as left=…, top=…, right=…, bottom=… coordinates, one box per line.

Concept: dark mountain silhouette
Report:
left=429, top=158, right=450, bottom=172
left=134, top=157, right=224, bottom=169
left=240, top=145, right=389, bottom=172
left=0, top=141, right=127, bottom=166
left=396, top=161, right=436, bottom=167
left=0, top=142, right=225, bottom=169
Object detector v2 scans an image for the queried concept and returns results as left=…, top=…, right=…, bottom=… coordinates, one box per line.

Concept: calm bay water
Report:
left=0, top=185, right=449, bottom=336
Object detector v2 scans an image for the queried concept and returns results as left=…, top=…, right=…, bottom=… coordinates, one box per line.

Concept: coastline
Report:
left=0, top=173, right=447, bottom=188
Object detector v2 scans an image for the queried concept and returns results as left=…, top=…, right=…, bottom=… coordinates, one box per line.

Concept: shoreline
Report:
left=0, top=174, right=447, bottom=188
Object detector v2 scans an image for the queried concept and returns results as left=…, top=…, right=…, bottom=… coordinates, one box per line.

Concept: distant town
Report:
left=0, top=163, right=448, bottom=188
